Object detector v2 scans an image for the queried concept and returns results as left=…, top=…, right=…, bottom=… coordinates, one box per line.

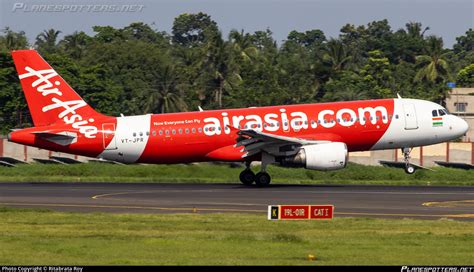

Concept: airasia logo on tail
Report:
left=19, top=66, right=98, bottom=138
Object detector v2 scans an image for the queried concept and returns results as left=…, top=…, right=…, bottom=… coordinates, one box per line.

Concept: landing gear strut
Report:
left=239, top=153, right=275, bottom=186
left=402, top=147, right=416, bottom=174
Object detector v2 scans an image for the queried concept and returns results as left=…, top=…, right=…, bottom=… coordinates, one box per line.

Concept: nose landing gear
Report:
left=402, top=147, right=416, bottom=174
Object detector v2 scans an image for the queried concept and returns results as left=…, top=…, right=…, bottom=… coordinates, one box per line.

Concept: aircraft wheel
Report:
left=405, top=164, right=416, bottom=174
left=255, top=172, right=271, bottom=187
left=239, top=169, right=255, bottom=185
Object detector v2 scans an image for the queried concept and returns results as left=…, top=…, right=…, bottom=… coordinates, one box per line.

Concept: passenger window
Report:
left=192, top=128, right=196, bottom=133
left=159, top=130, right=163, bottom=135
left=166, top=130, right=170, bottom=135
left=185, top=128, right=189, bottom=134
left=133, top=132, right=136, bottom=137
left=152, top=131, right=156, bottom=136
left=198, top=128, right=202, bottom=133
left=432, top=110, right=438, bottom=117
left=179, top=128, right=183, bottom=134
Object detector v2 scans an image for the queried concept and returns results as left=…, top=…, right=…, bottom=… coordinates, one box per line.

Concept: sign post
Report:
left=268, top=205, right=334, bottom=220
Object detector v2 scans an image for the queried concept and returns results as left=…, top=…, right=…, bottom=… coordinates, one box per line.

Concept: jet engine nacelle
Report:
left=280, top=142, right=348, bottom=170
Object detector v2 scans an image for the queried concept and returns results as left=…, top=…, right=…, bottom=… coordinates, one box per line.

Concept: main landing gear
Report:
left=239, top=153, right=274, bottom=186
left=239, top=162, right=255, bottom=186
left=402, top=147, right=416, bottom=174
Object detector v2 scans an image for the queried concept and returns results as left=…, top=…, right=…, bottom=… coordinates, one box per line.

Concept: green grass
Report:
left=0, top=162, right=473, bottom=185
left=0, top=207, right=472, bottom=265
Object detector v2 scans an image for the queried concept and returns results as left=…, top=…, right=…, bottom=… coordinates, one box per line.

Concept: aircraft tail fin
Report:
left=11, top=50, right=105, bottom=127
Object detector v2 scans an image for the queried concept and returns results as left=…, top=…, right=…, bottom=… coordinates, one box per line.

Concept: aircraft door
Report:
left=102, top=123, right=117, bottom=149
left=403, top=103, right=418, bottom=130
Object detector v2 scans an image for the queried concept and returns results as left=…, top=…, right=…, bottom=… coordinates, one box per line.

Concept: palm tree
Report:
left=414, top=36, right=449, bottom=83
left=1, top=27, right=28, bottom=50
left=145, top=64, right=188, bottom=114
left=35, top=29, right=61, bottom=53
left=323, top=38, right=353, bottom=73
left=203, top=31, right=243, bottom=108
left=405, top=22, right=429, bottom=39
left=228, top=30, right=258, bottom=62
left=60, top=31, right=89, bottom=59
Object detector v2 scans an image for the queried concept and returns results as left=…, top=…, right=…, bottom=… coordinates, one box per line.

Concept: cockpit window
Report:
left=432, top=110, right=438, bottom=117
left=438, top=109, right=446, bottom=116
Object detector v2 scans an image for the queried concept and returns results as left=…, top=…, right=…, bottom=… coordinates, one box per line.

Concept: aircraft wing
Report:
left=236, top=129, right=329, bottom=158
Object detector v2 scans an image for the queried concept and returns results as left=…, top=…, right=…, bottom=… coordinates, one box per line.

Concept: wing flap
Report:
left=236, top=129, right=330, bottom=158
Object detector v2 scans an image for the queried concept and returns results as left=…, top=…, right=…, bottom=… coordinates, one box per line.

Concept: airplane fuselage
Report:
left=7, top=49, right=469, bottom=185
left=10, top=97, right=468, bottom=164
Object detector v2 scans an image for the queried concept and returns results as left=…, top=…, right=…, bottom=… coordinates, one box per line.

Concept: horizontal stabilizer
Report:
left=32, top=131, right=77, bottom=146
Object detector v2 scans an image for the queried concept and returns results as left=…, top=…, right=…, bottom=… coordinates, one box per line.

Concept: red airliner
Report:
left=8, top=50, right=468, bottom=186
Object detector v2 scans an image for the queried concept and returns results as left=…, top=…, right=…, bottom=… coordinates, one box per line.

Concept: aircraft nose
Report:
left=460, top=117, right=469, bottom=135
left=454, top=116, right=469, bottom=136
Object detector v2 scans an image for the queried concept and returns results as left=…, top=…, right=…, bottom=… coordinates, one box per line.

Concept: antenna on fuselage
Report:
left=198, top=106, right=204, bottom=112
left=397, top=93, right=402, bottom=99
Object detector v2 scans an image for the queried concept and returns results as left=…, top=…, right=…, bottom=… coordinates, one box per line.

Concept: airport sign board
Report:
left=268, top=205, right=334, bottom=220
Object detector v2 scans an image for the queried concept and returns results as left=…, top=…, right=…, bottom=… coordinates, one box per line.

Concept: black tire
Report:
left=239, top=169, right=255, bottom=185
left=255, top=172, right=271, bottom=187
left=405, top=164, right=416, bottom=174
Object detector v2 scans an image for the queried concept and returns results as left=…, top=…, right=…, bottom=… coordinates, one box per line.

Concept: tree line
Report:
left=0, top=13, right=473, bottom=132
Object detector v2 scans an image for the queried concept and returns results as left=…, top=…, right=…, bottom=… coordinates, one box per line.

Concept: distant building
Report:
left=446, top=88, right=474, bottom=142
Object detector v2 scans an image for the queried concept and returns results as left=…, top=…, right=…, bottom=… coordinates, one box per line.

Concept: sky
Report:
left=0, top=0, right=473, bottom=48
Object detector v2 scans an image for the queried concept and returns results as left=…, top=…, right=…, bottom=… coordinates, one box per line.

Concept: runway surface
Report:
left=0, top=183, right=473, bottom=220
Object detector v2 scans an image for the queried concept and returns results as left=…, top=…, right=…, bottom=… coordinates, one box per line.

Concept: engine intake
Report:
left=279, top=142, right=348, bottom=170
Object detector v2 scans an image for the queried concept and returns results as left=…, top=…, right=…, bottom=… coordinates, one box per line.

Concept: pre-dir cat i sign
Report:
left=268, top=205, right=334, bottom=220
